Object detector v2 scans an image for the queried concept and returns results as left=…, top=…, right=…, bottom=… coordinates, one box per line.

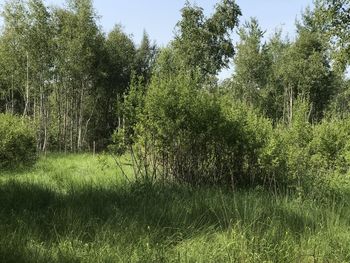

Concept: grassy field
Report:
left=1, top=154, right=350, bottom=262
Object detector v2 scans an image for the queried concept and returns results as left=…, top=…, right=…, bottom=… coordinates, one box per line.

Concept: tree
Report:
left=314, top=0, right=350, bottom=71
left=0, top=0, right=29, bottom=116
left=52, top=0, right=104, bottom=151
left=26, top=0, right=54, bottom=151
left=261, top=30, right=290, bottom=121
left=173, top=0, right=241, bottom=79
left=230, top=12, right=337, bottom=123
left=91, top=25, right=136, bottom=149
left=277, top=27, right=336, bottom=122
left=232, top=18, right=271, bottom=108
left=134, top=30, right=157, bottom=84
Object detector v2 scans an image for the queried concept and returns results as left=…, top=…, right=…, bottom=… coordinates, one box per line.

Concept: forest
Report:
left=1, top=0, right=350, bottom=262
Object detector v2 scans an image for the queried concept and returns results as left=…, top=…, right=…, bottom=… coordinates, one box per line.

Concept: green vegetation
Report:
left=0, top=113, right=37, bottom=169
left=1, top=0, right=350, bottom=261
left=1, top=154, right=350, bottom=263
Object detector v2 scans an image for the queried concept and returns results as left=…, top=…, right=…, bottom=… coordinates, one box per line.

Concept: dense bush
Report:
left=128, top=70, right=272, bottom=186
left=113, top=68, right=350, bottom=196
left=260, top=101, right=350, bottom=196
left=259, top=100, right=313, bottom=190
left=0, top=114, right=37, bottom=169
left=111, top=46, right=350, bottom=194
left=308, top=118, right=350, bottom=196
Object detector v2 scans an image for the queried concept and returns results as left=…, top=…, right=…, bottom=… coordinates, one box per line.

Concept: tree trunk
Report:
left=77, top=84, right=84, bottom=151
left=23, top=51, right=29, bottom=117
left=11, top=75, right=14, bottom=114
left=289, top=84, right=293, bottom=125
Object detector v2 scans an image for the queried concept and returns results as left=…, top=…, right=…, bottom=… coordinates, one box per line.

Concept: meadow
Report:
left=1, top=154, right=350, bottom=263
left=1, top=0, right=350, bottom=262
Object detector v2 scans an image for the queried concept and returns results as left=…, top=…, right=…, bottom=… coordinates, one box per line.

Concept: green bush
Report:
left=260, top=100, right=350, bottom=196
left=260, top=100, right=313, bottom=191
left=117, top=70, right=350, bottom=196
left=307, top=118, right=350, bottom=197
left=0, top=114, right=37, bottom=169
left=109, top=76, right=147, bottom=156
left=310, top=118, right=350, bottom=172
left=114, top=48, right=350, bottom=194
left=133, top=70, right=272, bottom=186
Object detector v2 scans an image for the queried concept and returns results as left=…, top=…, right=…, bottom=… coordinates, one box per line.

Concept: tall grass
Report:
left=1, top=154, right=350, bottom=262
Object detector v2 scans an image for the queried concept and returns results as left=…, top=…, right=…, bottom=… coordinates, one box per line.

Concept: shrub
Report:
left=0, top=114, right=37, bottom=169
left=132, top=70, right=272, bottom=186
left=116, top=69, right=350, bottom=197
left=109, top=76, right=146, bottom=156
left=260, top=100, right=350, bottom=196
left=114, top=50, right=350, bottom=195
left=307, top=118, right=350, bottom=197
left=310, top=118, right=350, bottom=172
left=260, top=99, right=313, bottom=191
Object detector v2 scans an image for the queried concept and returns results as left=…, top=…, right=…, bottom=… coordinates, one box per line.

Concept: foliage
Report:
left=2, top=154, right=350, bottom=262
left=260, top=99, right=350, bottom=196
left=313, top=0, right=350, bottom=71
left=0, top=0, right=157, bottom=152
left=3, top=0, right=350, bottom=260
left=308, top=117, right=350, bottom=197
left=109, top=76, right=146, bottom=155
left=132, top=69, right=272, bottom=186
left=1, top=0, right=350, bottom=198
left=0, top=113, right=37, bottom=168
left=134, top=31, right=158, bottom=84
left=260, top=99, right=313, bottom=192
left=173, top=0, right=241, bottom=78
left=231, top=17, right=337, bottom=123
left=91, top=25, right=137, bottom=149
left=233, top=18, right=271, bottom=107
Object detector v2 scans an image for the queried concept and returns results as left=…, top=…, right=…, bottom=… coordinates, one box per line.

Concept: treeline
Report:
left=0, top=0, right=156, bottom=152
left=1, top=0, right=350, bottom=191
left=230, top=15, right=348, bottom=122
left=109, top=0, right=350, bottom=192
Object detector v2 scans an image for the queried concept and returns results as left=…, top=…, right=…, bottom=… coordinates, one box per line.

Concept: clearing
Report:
left=1, top=154, right=350, bottom=262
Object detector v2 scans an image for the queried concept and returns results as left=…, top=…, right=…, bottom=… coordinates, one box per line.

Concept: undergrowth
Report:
left=1, top=154, right=350, bottom=262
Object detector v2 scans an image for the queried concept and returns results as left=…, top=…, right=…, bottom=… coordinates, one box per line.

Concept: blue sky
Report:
left=39, top=0, right=314, bottom=45
left=0, top=0, right=315, bottom=78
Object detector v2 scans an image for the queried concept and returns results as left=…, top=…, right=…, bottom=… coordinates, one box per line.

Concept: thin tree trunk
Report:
left=23, top=51, right=29, bottom=117
left=283, top=85, right=287, bottom=124
left=11, top=74, right=14, bottom=114
left=71, top=94, right=74, bottom=152
left=82, top=97, right=96, bottom=150
left=56, top=81, right=62, bottom=152
left=289, top=85, right=293, bottom=125
left=42, top=92, right=48, bottom=153
left=39, top=86, right=44, bottom=150
left=77, top=84, right=84, bottom=151
left=64, top=84, right=68, bottom=153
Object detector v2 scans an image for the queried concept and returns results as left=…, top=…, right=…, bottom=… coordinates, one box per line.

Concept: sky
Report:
left=39, top=0, right=314, bottom=45
left=0, top=0, right=315, bottom=78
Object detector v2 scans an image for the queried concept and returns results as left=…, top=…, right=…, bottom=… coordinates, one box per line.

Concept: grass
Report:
left=1, top=154, right=350, bottom=262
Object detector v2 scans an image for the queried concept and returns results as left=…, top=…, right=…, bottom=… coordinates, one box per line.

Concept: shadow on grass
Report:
left=0, top=180, right=322, bottom=238
left=0, top=164, right=37, bottom=177
left=2, top=179, right=348, bottom=262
